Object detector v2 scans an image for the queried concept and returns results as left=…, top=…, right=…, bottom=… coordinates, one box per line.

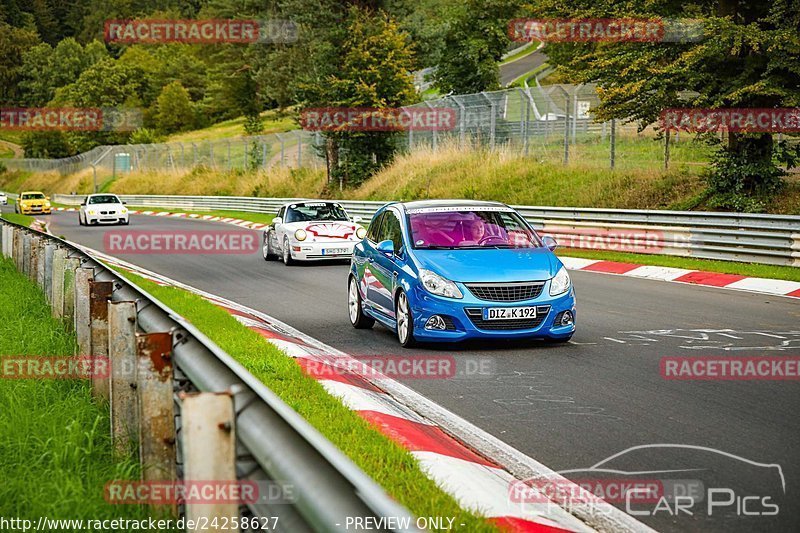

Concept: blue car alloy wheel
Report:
left=348, top=200, right=577, bottom=347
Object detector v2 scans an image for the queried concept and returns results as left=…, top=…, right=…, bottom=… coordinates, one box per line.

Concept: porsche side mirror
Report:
left=272, top=216, right=282, bottom=225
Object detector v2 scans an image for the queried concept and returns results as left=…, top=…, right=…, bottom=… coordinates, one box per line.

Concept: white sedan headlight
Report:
left=549, top=266, right=571, bottom=296
left=121, top=208, right=128, bottom=214
left=419, top=269, right=463, bottom=299
left=294, top=228, right=307, bottom=241
left=88, top=209, right=96, bottom=215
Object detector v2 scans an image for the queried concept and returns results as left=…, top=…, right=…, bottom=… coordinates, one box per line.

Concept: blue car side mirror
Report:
left=542, top=235, right=558, bottom=251
left=377, top=239, right=394, bottom=255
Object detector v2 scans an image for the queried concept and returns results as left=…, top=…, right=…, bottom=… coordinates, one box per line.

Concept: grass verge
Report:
left=116, top=270, right=498, bottom=532
left=0, top=258, right=158, bottom=523
left=129, top=206, right=276, bottom=226
left=1, top=211, right=33, bottom=227
left=559, top=248, right=800, bottom=283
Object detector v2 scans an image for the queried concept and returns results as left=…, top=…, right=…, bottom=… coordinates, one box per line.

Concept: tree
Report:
left=433, top=0, right=522, bottom=94
left=298, top=6, right=417, bottom=188
left=154, top=81, right=194, bottom=134
left=19, top=38, right=108, bottom=105
left=522, top=0, right=800, bottom=210
left=0, top=22, right=40, bottom=104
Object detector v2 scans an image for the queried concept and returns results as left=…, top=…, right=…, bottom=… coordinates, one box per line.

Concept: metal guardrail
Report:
left=52, top=194, right=800, bottom=266
left=0, top=218, right=418, bottom=532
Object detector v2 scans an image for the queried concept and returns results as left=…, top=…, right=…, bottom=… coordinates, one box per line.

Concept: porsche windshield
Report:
left=408, top=207, right=541, bottom=249
left=285, top=203, right=348, bottom=222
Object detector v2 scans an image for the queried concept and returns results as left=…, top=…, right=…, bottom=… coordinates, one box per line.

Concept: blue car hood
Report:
left=411, top=248, right=559, bottom=283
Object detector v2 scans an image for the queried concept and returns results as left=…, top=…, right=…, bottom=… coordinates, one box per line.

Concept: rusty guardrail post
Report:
left=62, top=256, right=81, bottom=329
left=51, top=247, right=67, bottom=318
left=181, top=392, right=239, bottom=532
left=12, top=228, right=21, bottom=270
left=75, top=268, right=94, bottom=359
left=22, top=232, right=31, bottom=278
left=89, top=280, right=113, bottom=400
left=43, top=242, right=55, bottom=303
left=29, top=236, right=40, bottom=283
left=36, top=238, right=46, bottom=288
left=136, top=332, right=177, bottom=489
left=109, top=301, right=139, bottom=456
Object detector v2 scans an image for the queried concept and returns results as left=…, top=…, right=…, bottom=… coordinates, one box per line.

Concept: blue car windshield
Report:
left=407, top=207, right=541, bottom=249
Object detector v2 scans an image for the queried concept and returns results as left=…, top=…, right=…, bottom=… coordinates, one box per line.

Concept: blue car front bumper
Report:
left=407, top=283, right=576, bottom=342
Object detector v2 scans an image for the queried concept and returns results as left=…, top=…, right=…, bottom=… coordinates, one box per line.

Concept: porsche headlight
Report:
left=356, top=227, right=367, bottom=239
left=294, top=229, right=307, bottom=241
left=419, top=269, right=463, bottom=299
left=549, top=266, right=571, bottom=296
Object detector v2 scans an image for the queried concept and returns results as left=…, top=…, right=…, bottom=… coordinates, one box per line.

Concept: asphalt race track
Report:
left=24, top=208, right=800, bottom=532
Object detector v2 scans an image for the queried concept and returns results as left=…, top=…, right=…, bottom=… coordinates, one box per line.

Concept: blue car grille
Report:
left=464, top=282, right=545, bottom=302
left=465, top=305, right=550, bottom=331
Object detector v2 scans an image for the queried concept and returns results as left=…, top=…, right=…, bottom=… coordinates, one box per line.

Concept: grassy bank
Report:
left=0, top=259, right=156, bottom=523
left=0, top=212, right=33, bottom=227
left=2, top=139, right=798, bottom=215
left=118, top=270, right=497, bottom=532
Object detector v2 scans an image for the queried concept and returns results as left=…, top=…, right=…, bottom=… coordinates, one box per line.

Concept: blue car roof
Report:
left=391, top=199, right=509, bottom=211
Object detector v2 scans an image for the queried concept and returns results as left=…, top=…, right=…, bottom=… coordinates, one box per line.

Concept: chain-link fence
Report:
left=6, top=84, right=720, bottom=177
left=4, top=131, right=325, bottom=176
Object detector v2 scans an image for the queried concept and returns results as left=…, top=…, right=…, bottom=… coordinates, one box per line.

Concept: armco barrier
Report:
left=0, top=218, right=420, bottom=532
left=53, top=194, right=800, bottom=266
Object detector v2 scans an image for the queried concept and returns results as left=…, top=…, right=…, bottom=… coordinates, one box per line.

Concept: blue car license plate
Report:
left=483, top=306, right=537, bottom=320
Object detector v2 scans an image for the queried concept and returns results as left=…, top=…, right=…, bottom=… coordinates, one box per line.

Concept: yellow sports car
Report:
left=15, top=191, right=52, bottom=215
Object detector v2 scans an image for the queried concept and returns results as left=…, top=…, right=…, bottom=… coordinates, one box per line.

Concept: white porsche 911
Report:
left=262, top=201, right=367, bottom=265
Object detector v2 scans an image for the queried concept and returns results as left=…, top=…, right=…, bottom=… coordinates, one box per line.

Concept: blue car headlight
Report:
left=419, top=269, right=463, bottom=299
left=549, top=266, right=571, bottom=296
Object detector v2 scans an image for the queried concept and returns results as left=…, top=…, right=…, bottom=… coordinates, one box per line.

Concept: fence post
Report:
left=22, top=233, right=31, bottom=278
left=109, top=301, right=139, bottom=456
left=51, top=248, right=67, bottom=318
left=610, top=118, right=616, bottom=169
left=62, top=256, right=81, bottom=329
left=36, top=238, right=46, bottom=288
left=44, top=243, right=55, bottom=303
left=89, top=280, right=113, bottom=400
left=29, top=236, right=40, bottom=282
left=664, top=129, right=671, bottom=171
left=181, top=392, right=239, bottom=532
left=75, top=268, right=94, bottom=360
left=563, top=95, right=570, bottom=165
left=136, top=332, right=176, bottom=487
left=296, top=131, right=303, bottom=167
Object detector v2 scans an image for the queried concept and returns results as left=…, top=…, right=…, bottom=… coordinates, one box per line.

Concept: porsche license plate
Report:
left=483, top=307, right=537, bottom=320
left=323, top=248, right=348, bottom=255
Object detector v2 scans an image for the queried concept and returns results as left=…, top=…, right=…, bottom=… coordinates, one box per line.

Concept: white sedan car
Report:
left=0, top=192, right=7, bottom=205
left=263, top=201, right=366, bottom=265
left=79, top=194, right=129, bottom=226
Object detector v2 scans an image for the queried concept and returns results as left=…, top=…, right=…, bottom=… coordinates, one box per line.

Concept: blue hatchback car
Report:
left=347, top=200, right=576, bottom=347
